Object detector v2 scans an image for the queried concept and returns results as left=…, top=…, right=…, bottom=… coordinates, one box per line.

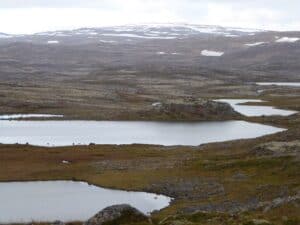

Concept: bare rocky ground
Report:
left=250, top=141, right=300, bottom=165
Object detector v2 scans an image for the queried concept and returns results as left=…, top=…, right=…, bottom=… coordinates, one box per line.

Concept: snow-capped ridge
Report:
left=29, top=23, right=265, bottom=39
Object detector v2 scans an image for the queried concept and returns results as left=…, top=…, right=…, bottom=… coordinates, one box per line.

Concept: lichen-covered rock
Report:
left=162, top=100, right=239, bottom=117
left=231, top=172, right=248, bottom=181
left=146, top=178, right=224, bottom=200
left=251, top=141, right=300, bottom=157
left=85, top=204, right=149, bottom=225
left=149, top=99, right=241, bottom=121
left=245, top=219, right=272, bottom=225
left=181, top=192, right=300, bottom=215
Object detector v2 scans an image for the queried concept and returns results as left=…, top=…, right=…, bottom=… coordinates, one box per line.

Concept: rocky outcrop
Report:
left=146, top=178, right=225, bottom=200
left=181, top=192, right=300, bottom=214
left=150, top=99, right=241, bottom=121
left=246, top=219, right=272, bottom=225
left=182, top=199, right=260, bottom=214
left=85, top=204, right=149, bottom=225
left=251, top=141, right=300, bottom=157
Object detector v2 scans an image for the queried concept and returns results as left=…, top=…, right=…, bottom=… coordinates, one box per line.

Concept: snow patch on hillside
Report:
left=245, top=42, right=266, bottom=47
left=276, top=37, right=299, bottom=43
left=47, top=40, right=59, bottom=44
left=99, top=40, right=117, bottom=43
left=201, top=50, right=224, bottom=57
left=100, top=33, right=177, bottom=39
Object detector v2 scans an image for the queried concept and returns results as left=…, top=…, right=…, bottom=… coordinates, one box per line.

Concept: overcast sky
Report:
left=0, top=0, right=300, bottom=34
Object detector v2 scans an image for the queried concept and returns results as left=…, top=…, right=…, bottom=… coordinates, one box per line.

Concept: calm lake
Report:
left=216, top=99, right=297, bottom=117
left=0, top=181, right=171, bottom=223
left=0, top=120, right=285, bottom=146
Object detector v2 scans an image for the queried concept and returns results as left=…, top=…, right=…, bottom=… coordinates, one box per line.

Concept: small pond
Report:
left=0, top=181, right=172, bottom=223
left=216, top=99, right=297, bottom=117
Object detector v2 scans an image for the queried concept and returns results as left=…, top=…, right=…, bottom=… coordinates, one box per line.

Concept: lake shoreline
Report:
left=1, top=93, right=299, bottom=225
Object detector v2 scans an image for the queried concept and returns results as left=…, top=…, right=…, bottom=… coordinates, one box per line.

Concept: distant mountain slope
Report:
left=0, top=24, right=264, bottom=43
left=34, top=24, right=262, bottom=38
left=0, top=32, right=12, bottom=38
left=0, top=24, right=299, bottom=82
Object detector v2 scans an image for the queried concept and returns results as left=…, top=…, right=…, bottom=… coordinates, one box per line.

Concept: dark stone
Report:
left=85, top=204, right=149, bottom=225
left=51, top=221, right=65, bottom=225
